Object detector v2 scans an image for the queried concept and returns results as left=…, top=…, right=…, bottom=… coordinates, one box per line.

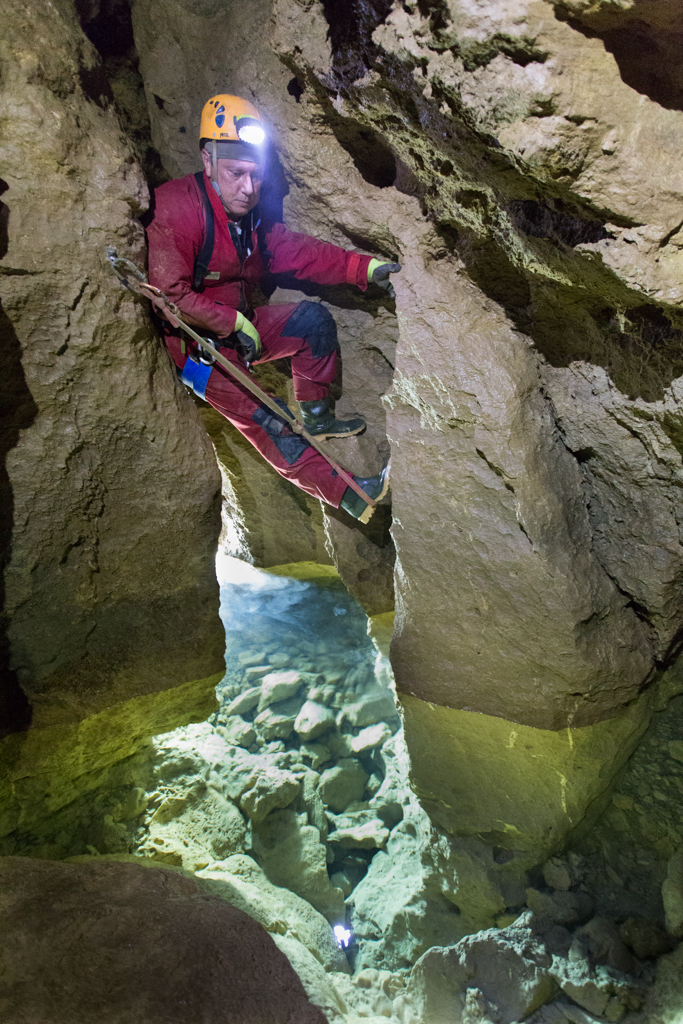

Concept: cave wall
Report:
left=258, top=0, right=683, bottom=855
left=0, top=0, right=224, bottom=839
left=82, top=0, right=683, bottom=854
left=7, top=0, right=683, bottom=863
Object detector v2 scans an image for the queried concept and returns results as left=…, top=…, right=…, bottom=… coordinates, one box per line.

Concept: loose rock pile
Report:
left=134, top=570, right=414, bottom=926
left=130, top=566, right=682, bottom=1023
left=136, top=661, right=402, bottom=923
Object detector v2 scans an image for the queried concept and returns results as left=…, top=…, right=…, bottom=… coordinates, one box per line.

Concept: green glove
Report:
left=368, top=259, right=401, bottom=299
left=233, top=311, right=262, bottom=366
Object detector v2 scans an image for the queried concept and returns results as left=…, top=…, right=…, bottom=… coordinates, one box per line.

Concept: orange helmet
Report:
left=199, top=94, right=266, bottom=147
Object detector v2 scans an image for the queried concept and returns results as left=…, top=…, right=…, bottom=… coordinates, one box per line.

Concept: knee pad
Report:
left=282, top=301, right=338, bottom=360
left=251, top=397, right=310, bottom=465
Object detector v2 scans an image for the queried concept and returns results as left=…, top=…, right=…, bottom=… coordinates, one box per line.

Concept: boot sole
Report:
left=309, top=424, right=366, bottom=440
left=358, top=461, right=391, bottom=524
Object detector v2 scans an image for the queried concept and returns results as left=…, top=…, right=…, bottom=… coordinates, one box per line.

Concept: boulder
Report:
left=328, top=819, right=389, bottom=850
left=641, top=941, right=683, bottom=1024
left=407, top=913, right=555, bottom=1024
left=318, top=760, right=369, bottom=813
left=548, top=957, right=631, bottom=1020
left=258, top=670, right=303, bottom=711
left=238, top=651, right=267, bottom=667
left=0, top=856, right=326, bottom=1024
left=574, top=917, right=635, bottom=975
left=338, top=692, right=398, bottom=730
left=526, top=888, right=595, bottom=927
left=225, top=686, right=262, bottom=716
left=543, top=858, right=574, bottom=892
left=268, top=653, right=291, bottom=669
left=619, top=917, right=675, bottom=960
left=349, top=723, right=393, bottom=755
left=295, top=701, right=336, bottom=741
left=244, top=665, right=272, bottom=682
left=300, top=743, right=331, bottom=770
left=219, top=717, right=256, bottom=748
left=254, top=694, right=306, bottom=740
left=239, top=767, right=300, bottom=822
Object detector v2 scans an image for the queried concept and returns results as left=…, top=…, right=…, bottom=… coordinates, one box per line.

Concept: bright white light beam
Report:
left=333, top=925, right=352, bottom=949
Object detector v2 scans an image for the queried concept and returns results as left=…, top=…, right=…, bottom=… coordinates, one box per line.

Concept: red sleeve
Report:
left=264, top=222, right=373, bottom=291
left=147, top=178, right=238, bottom=337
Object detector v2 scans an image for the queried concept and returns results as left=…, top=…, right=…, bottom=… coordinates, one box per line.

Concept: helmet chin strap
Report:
left=210, top=140, right=222, bottom=198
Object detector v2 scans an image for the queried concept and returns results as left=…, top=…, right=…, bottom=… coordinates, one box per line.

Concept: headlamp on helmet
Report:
left=234, top=116, right=265, bottom=147
left=199, top=94, right=266, bottom=146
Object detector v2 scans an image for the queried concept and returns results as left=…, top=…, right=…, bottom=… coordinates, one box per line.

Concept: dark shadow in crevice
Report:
left=0, top=192, right=37, bottom=735
left=78, top=66, right=115, bottom=108
left=333, top=122, right=397, bottom=189
left=508, top=199, right=612, bottom=248
left=554, top=2, right=683, bottom=112
left=75, top=0, right=135, bottom=57
left=268, top=273, right=394, bottom=317
left=445, top=222, right=683, bottom=403
left=75, top=0, right=167, bottom=187
left=287, top=77, right=304, bottom=103
left=320, top=0, right=393, bottom=82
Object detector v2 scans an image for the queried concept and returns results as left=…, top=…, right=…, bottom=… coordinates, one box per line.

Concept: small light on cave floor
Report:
left=333, top=925, right=352, bottom=949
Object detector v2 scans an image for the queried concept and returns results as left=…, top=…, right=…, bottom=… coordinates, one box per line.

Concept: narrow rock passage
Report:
left=135, top=555, right=401, bottom=916
left=129, top=556, right=497, bottom=1018
left=132, top=556, right=416, bottom=1017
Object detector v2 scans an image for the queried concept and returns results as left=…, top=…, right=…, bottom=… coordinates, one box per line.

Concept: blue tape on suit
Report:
left=181, top=357, right=213, bottom=400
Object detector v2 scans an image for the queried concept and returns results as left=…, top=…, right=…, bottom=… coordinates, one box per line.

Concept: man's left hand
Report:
left=368, top=259, right=402, bottom=299
left=233, top=311, right=262, bottom=366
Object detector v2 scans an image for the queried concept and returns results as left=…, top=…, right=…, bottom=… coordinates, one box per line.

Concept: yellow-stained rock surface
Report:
left=0, top=0, right=224, bottom=838
left=401, top=690, right=652, bottom=857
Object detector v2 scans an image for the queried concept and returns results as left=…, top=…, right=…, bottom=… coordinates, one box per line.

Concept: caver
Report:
left=146, top=93, right=399, bottom=521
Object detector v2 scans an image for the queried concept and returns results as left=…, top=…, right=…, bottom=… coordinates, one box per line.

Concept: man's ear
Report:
left=200, top=147, right=212, bottom=176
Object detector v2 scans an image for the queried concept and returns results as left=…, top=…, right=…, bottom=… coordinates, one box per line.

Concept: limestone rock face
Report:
left=266, top=0, right=683, bottom=846
left=202, top=382, right=332, bottom=570
left=0, top=856, right=327, bottom=1024
left=0, top=0, right=223, bottom=840
left=15, top=0, right=683, bottom=871
left=267, top=0, right=683, bottom=730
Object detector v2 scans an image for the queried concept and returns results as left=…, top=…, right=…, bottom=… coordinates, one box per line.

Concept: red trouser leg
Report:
left=196, top=303, right=348, bottom=508
left=252, top=302, right=338, bottom=401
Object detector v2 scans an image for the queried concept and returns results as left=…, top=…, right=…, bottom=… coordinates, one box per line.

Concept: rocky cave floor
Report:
left=3, top=557, right=681, bottom=1023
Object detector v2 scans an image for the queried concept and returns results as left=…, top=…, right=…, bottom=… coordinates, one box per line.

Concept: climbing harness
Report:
left=105, top=247, right=377, bottom=510
left=192, top=171, right=217, bottom=289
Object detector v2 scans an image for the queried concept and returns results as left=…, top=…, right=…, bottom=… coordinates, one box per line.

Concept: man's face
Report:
left=201, top=149, right=265, bottom=218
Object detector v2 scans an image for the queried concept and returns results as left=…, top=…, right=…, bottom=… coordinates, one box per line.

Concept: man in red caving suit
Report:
left=146, top=93, right=400, bottom=521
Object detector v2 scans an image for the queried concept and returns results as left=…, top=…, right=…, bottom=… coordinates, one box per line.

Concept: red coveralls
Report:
left=147, top=171, right=373, bottom=507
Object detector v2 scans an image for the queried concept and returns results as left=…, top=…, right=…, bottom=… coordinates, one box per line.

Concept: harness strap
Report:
left=193, top=171, right=216, bottom=290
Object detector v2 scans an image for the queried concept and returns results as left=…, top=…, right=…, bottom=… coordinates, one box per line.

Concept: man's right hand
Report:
left=233, top=312, right=262, bottom=366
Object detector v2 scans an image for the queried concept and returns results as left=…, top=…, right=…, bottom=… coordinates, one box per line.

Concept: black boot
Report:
left=299, top=398, right=365, bottom=439
left=340, top=460, right=391, bottom=524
